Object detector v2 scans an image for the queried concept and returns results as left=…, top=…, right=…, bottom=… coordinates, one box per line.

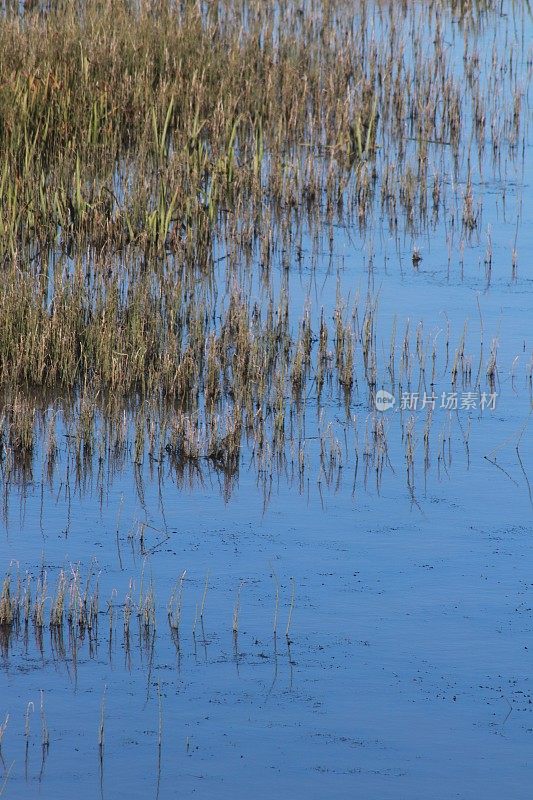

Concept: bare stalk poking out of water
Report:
left=98, top=685, right=107, bottom=756
left=286, top=577, right=296, bottom=643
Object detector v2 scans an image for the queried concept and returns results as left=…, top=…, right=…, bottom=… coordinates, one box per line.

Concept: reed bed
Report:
left=0, top=288, right=517, bottom=506
left=0, top=563, right=298, bottom=674
left=0, top=0, right=527, bottom=502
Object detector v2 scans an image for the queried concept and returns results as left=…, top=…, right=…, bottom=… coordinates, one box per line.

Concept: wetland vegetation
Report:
left=0, top=1, right=532, bottom=797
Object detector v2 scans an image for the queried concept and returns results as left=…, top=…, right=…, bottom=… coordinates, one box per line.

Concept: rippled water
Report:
left=1, top=3, right=532, bottom=799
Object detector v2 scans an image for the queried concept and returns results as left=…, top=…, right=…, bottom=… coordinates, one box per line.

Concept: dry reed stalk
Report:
left=285, top=577, right=296, bottom=642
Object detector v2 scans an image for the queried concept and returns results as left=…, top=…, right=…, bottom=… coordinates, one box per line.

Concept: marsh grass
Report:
left=0, top=562, right=304, bottom=676
left=0, top=0, right=527, bottom=504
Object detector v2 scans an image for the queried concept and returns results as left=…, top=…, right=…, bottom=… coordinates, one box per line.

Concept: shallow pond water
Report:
left=1, top=2, right=533, bottom=799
